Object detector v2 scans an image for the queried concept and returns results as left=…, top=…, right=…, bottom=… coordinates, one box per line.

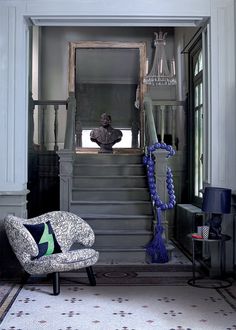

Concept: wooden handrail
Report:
left=144, top=94, right=158, bottom=146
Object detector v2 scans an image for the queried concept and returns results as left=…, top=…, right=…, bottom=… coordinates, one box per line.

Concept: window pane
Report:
left=194, top=106, right=203, bottom=197
left=199, top=51, right=203, bottom=72
left=195, top=86, right=199, bottom=107
left=194, top=50, right=203, bottom=77
left=194, top=111, right=199, bottom=196
left=199, top=106, right=203, bottom=195
left=194, top=62, right=198, bottom=76
left=199, top=82, right=203, bottom=105
left=191, top=39, right=204, bottom=201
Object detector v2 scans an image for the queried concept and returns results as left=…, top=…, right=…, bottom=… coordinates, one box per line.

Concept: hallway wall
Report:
left=0, top=0, right=235, bottom=276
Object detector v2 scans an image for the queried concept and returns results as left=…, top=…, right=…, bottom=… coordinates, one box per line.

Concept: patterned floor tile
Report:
left=0, top=284, right=235, bottom=330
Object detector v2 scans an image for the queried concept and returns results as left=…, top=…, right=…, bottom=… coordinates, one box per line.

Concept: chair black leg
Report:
left=52, top=272, right=60, bottom=295
left=86, top=266, right=96, bottom=286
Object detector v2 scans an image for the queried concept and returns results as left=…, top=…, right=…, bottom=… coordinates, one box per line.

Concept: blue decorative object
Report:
left=143, top=142, right=176, bottom=263
left=202, top=187, right=231, bottom=214
left=146, top=208, right=169, bottom=263
left=202, top=186, right=232, bottom=239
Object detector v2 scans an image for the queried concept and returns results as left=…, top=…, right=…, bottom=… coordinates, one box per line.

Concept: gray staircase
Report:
left=71, top=151, right=154, bottom=264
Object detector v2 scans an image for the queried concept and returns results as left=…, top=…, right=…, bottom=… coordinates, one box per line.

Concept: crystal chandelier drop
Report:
left=144, top=32, right=177, bottom=86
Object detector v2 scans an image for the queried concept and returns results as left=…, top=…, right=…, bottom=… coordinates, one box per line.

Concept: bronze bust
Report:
left=90, top=113, right=123, bottom=153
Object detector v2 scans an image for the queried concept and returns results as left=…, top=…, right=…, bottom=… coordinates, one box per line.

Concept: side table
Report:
left=188, top=234, right=232, bottom=288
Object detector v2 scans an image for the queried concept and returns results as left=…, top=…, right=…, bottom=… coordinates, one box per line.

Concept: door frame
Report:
left=68, top=41, right=147, bottom=148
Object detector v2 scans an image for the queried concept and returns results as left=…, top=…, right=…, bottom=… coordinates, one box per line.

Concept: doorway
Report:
left=68, top=41, right=147, bottom=150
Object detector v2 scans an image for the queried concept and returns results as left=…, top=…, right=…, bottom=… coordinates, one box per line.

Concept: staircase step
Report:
left=93, top=244, right=175, bottom=264
left=94, top=230, right=153, bottom=248
left=81, top=214, right=153, bottom=231
left=69, top=150, right=156, bottom=264
left=73, top=164, right=145, bottom=176
left=75, top=154, right=143, bottom=164
left=73, top=176, right=147, bottom=188
left=70, top=201, right=153, bottom=215
left=96, top=248, right=148, bottom=263
left=95, top=229, right=152, bottom=234
left=72, top=188, right=150, bottom=201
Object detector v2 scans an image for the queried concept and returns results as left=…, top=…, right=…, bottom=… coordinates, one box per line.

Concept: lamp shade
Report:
left=202, top=187, right=231, bottom=214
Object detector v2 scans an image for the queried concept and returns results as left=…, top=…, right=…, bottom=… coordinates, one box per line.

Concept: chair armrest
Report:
left=73, top=219, right=95, bottom=247
left=4, top=216, right=39, bottom=262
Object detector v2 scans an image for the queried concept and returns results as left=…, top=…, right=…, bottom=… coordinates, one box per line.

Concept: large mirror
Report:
left=68, top=41, right=147, bottom=149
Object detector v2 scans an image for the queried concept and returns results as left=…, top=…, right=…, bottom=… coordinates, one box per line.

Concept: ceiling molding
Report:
left=29, top=15, right=207, bottom=27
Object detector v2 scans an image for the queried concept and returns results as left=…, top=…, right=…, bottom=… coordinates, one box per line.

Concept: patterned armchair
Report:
left=4, top=211, right=99, bottom=295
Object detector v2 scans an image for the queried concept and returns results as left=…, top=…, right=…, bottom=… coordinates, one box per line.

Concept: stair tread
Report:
left=72, top=187, right=148, bottom=191
left=95, top=245, right=173, bottom=251
left=95, top=229, right=152, bottom=235
left=75, top=147, right=143, bottom=154
left=71, top=200, right=151, bottom=204
left=73, top=175, right=146, bottom=178
left=95, top=247, right=146, bottom=252
left=74, top=164, right=144, bottom=167
left=80, top=214, right=153, bottom=219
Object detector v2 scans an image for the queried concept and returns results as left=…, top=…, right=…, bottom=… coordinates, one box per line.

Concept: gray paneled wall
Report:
left=76, top=83, right=137, bottom=129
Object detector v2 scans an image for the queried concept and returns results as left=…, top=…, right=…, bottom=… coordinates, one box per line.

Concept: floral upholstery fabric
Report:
left=4, top=211, right=99, bottom=275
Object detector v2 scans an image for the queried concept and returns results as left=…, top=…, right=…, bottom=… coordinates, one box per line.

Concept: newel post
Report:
left=57, top=150, right=75, bottom=211
left=28, top=92, right=35, bottom=151
left=64, top=92, right=76, bottom=150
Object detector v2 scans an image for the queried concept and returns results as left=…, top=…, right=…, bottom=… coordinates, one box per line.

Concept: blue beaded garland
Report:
left=143, top=143, right=176, bottom=210
left=144, top=143, right=177, bottom=264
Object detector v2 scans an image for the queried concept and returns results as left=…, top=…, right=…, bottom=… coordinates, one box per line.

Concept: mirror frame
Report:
left=68, top=41, right=147, bottom=148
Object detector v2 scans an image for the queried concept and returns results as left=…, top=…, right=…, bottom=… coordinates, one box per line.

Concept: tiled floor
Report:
left=0, top=283, right=235, bottom=330
left=0, top=246, right=235, bottom=330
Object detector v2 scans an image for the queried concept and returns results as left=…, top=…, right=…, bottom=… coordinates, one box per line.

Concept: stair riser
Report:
left=73, top=165, right=145, bottom=176
left=85, top=219, right=153, bottom=231
left=75, top=154, right=143, bottom=164
left=97, top=250, right=148, bottom=263
left=73, top=177, right=147, bottom=188
left=70, top=203, right=153, bottom=215
left=93, top=234, right=152, bottom=248
left=72, top=189, right=150, bottom=201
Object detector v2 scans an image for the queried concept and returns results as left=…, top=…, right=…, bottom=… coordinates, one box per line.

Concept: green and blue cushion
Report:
left=24, top=221, right=62, bottom=259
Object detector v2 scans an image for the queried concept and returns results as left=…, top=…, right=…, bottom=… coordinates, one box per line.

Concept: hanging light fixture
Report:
left=144, top=32, right=177, bottom=86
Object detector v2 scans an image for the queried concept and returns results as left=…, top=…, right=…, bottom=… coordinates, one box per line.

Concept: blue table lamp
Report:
left=202, top=187, right=231, bottom=239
